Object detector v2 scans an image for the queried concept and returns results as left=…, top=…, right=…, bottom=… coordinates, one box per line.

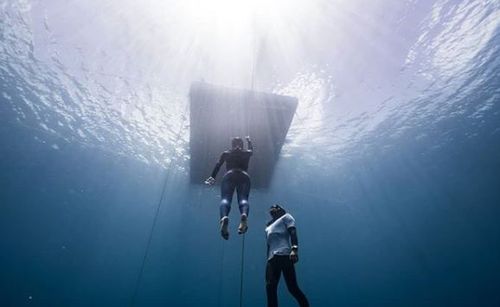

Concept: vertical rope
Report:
left=237, top=11, right=258, bottom=307
left=239, top=234, right=246, bottom=307
left=217, top=238, right=226, bottom=307
left=130, top=103, right=188, bottom=307
left=130, top=166, right=171, bottom=307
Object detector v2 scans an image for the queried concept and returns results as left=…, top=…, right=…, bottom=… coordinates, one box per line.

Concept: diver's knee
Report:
left=220, top=199, right=230, bottom=206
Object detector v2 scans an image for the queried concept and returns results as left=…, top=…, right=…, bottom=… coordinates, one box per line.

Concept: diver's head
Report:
left=269, top=204, right=286, bottom=219
left=231, top=137, right=244, bottom=150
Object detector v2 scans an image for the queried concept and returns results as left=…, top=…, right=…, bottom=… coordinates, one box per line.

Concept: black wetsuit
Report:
left=210, top=142, right=252, bottom=218
left=266, top=255, right=309, bottom=307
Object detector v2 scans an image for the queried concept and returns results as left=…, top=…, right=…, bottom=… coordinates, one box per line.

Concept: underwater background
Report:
left=1, top=0, right=499, bottom=306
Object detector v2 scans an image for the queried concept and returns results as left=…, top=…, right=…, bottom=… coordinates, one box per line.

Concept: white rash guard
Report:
left=265, top=213, right=296, bottom=260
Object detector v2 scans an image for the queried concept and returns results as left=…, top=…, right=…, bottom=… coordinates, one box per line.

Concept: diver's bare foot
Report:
left=238, top=214, right=248, bottom=234
left=220, top=217, right=229, bottom=240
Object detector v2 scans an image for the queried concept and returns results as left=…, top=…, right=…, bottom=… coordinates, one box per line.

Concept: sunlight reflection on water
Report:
left=0, top=0, right=498, bottom=172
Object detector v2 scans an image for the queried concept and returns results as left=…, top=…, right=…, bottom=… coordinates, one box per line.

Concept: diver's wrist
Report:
left=291, top=245, right=298, bottom=251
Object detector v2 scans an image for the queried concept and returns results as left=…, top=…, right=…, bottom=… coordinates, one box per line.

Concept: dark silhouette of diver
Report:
left=265, top=204, right=309, bottom=307
left=205, top=136, right=253, bottom=240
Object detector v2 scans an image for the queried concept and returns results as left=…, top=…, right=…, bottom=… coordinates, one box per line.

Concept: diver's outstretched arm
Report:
left=246, top=136, right=253, bottom=152
left=205, top=153, right=226, bottom=185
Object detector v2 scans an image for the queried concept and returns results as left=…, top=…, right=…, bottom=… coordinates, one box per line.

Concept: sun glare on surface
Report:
left=157, top=0, right=325, bottom=44
left=175, top=0, right=308, bottom=26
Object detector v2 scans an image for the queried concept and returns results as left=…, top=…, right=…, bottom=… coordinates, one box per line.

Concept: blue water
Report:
left=1, top=0, right=500, bottom=306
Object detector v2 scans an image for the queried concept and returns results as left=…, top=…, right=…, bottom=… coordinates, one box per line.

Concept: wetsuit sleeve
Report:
left=210, top=153, right=226, bottom=178
left=288, top=227, right=299, bottom=247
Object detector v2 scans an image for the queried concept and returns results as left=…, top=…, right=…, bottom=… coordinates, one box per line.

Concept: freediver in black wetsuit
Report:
left=205, top=136, right=253, bottom=240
